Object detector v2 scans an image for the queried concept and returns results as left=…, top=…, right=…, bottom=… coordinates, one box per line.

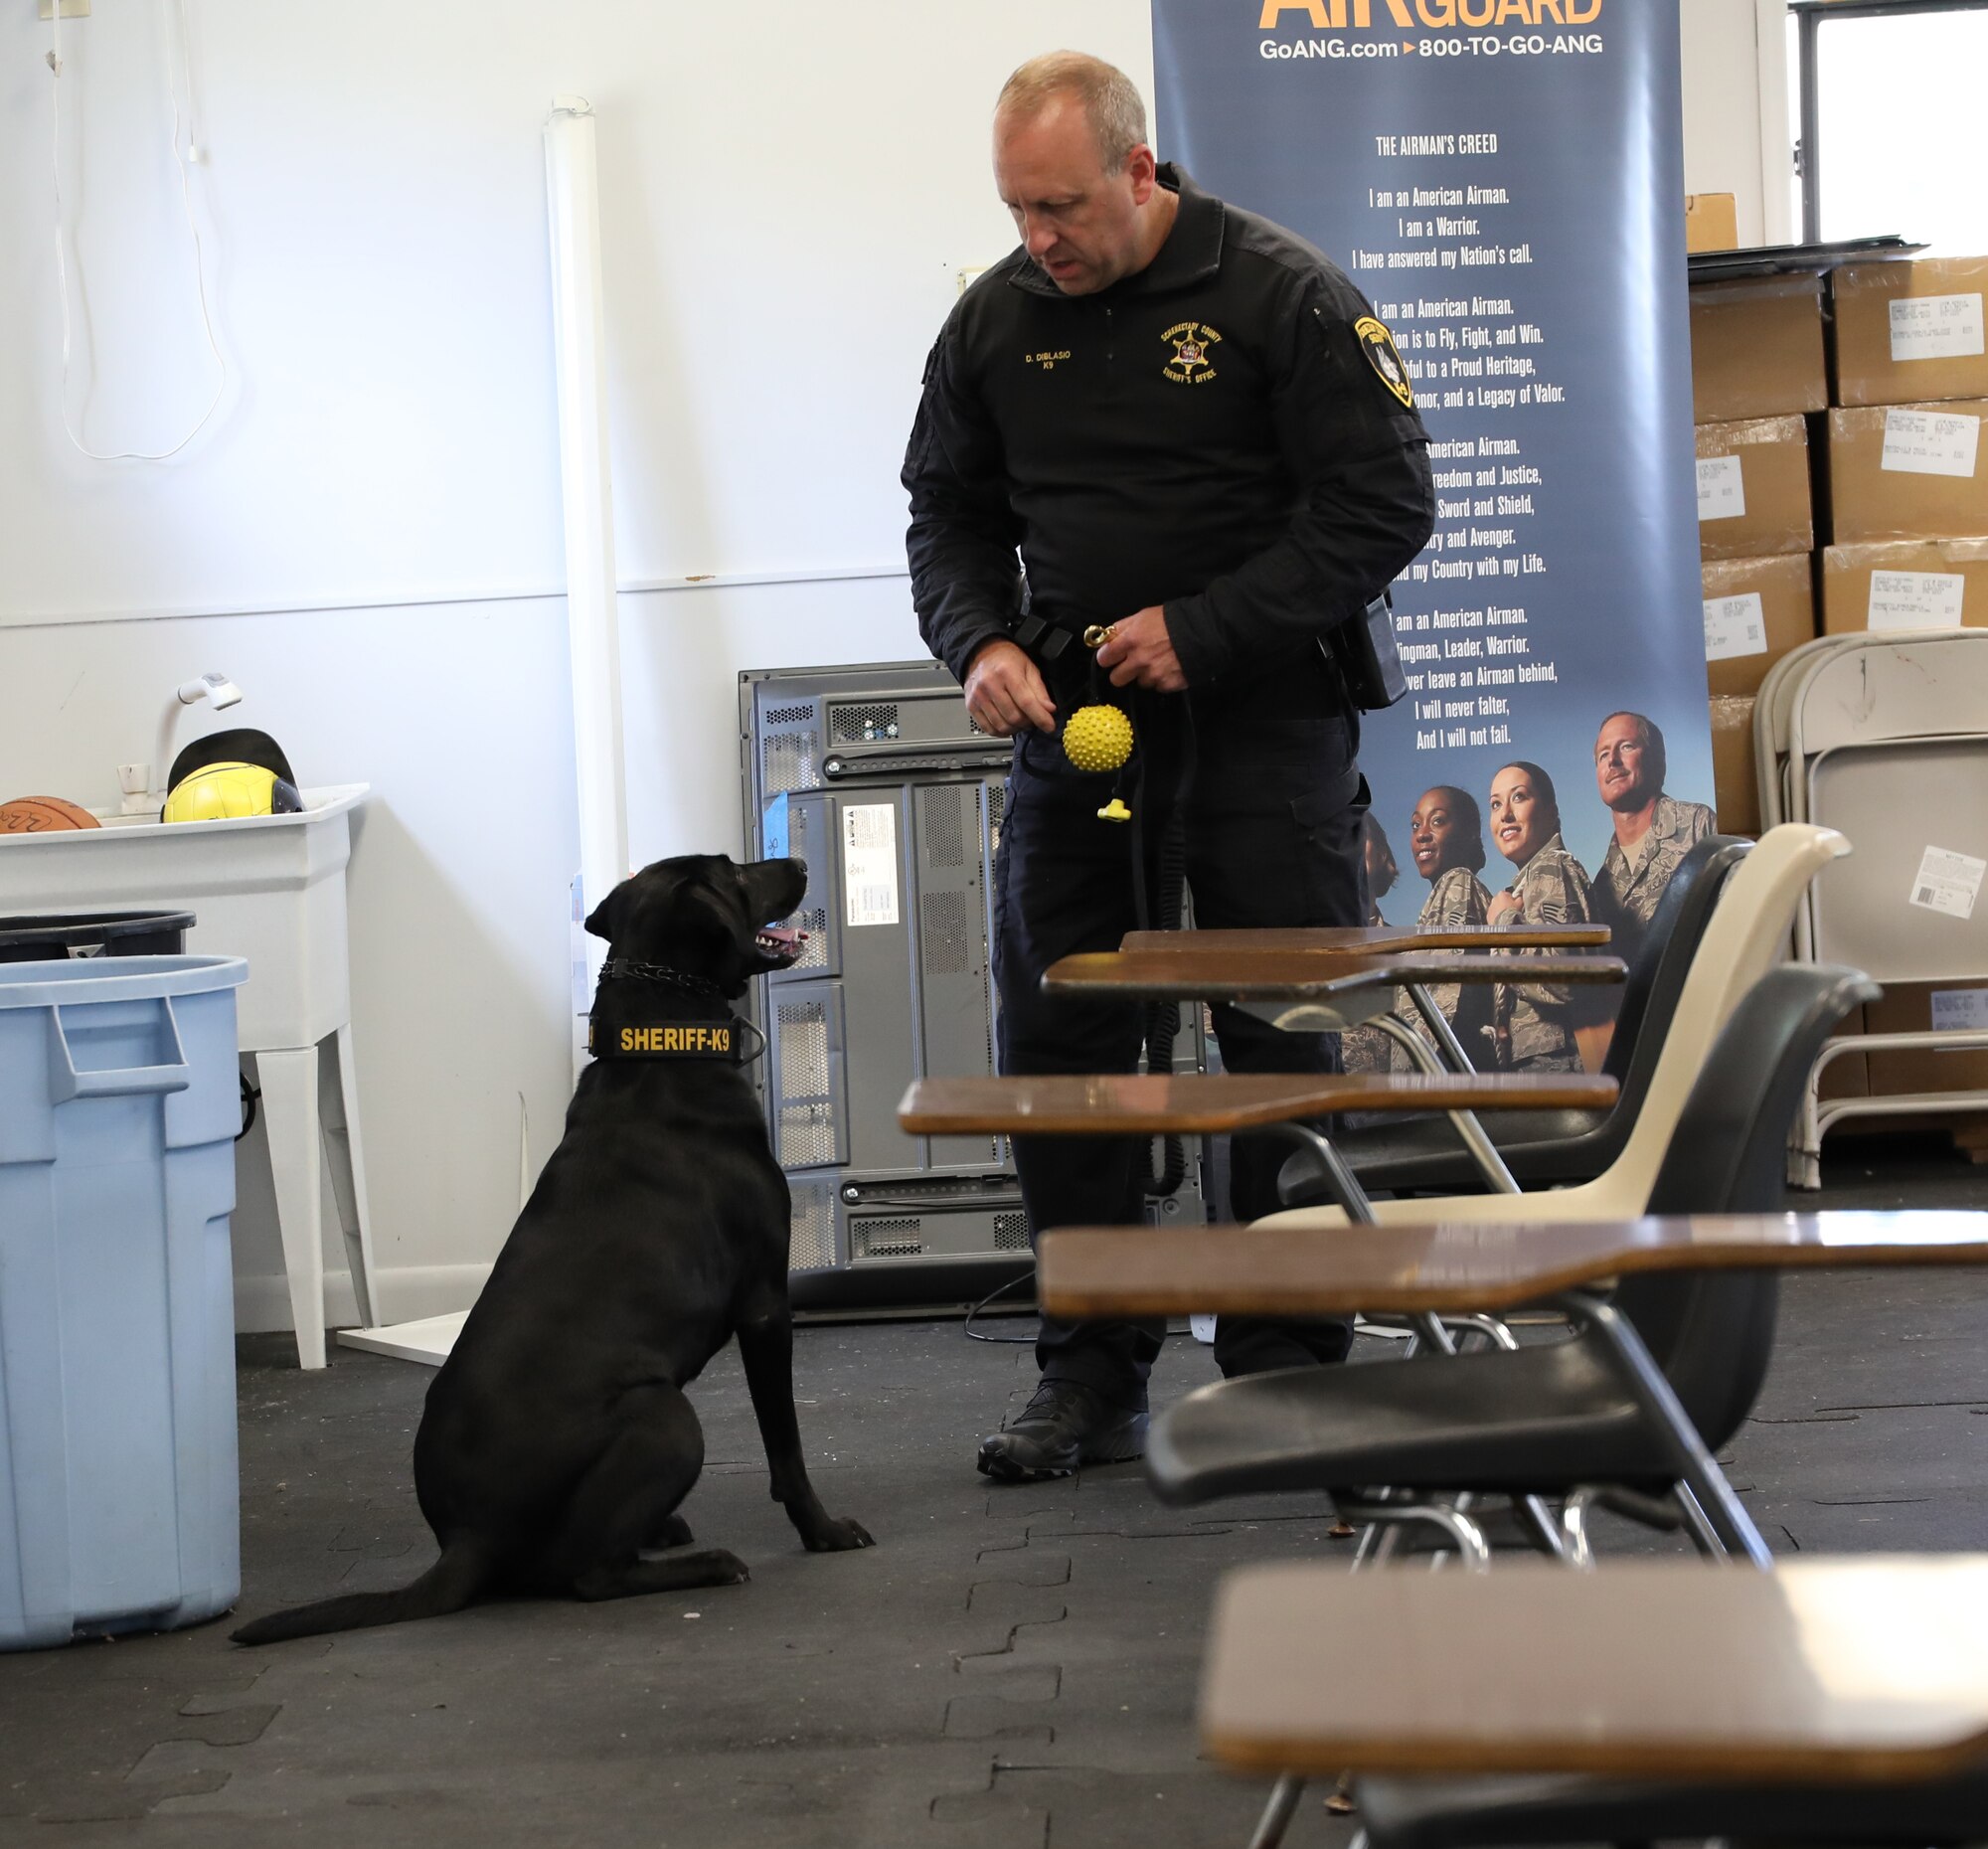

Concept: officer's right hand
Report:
left=963, top=639, right=1058, bottom=738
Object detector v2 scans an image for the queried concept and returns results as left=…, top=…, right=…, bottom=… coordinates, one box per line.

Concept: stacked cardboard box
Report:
left=1822, top=258, right=1988, bottom=1132
left=1689, top=274, right=1829, bottom=833
left=1823, top=258, right=1988, bottom=635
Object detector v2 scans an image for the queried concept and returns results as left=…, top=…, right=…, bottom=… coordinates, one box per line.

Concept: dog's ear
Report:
left=584, top=881, right=628, bottom=944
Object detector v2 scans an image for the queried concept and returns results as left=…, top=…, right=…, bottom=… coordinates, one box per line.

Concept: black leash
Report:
left=1126, top=687, right=1191, bottom=1201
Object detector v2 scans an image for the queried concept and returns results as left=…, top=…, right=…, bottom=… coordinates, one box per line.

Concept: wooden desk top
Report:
left=1120, top=924, right=1611, bottom=953
left=900, top=1071, right=1617, bottom=1136
left=1035, top=1212, right=1988, bottom=1319
left=1043, top=947, right=1625, bottom=1001
left=1203, top=1556, right=1988, bottom=1781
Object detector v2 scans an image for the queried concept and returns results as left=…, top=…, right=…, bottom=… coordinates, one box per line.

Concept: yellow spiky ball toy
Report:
left=1062, top=702, right=1134, bottom=774
left=1063, top=623, right=1138, bottom=822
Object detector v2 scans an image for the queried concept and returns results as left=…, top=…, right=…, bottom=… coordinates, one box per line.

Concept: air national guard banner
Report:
left=1152, top=0, right=1715, bottom=1057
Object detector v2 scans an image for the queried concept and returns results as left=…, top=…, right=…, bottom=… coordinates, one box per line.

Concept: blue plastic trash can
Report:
left=0, top=954, right=249, bottom=1650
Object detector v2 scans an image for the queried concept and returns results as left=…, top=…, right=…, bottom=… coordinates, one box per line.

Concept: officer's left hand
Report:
left=1095, top=605, right=1187, bottom=693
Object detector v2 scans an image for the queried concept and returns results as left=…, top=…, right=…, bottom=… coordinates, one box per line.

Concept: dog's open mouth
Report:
left=754, top=924, right=808, bottom=966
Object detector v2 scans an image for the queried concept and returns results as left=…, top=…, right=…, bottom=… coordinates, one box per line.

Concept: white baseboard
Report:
left=233, top=1262, right=492, bottom=1335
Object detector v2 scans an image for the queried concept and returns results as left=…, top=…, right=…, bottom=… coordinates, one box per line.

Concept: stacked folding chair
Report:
left=1754, top=628, right=1988, bottom=1184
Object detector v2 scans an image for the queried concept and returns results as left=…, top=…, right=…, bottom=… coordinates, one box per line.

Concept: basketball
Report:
left=0, top=796, right=101, bottom=833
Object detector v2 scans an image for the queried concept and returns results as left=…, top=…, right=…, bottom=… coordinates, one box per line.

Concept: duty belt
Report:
left=1009, top=608, right=1091, bottom=662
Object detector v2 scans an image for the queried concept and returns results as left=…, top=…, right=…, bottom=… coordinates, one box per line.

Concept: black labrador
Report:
left=233, top=854, right=870, bottom=1644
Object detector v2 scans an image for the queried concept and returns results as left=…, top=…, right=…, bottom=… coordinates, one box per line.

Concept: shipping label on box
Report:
left=1703, top=590, right=1767, bottom=660
left=1881, top=408, right=1981, bottom=479
left=1697, top=454, right=1745, bottom=520
left=1869, top=570, right=1967, bottom=630
left=1891, top=293, right=1985, bottom=364
left=1930, top=988, right=1988, bottom=1035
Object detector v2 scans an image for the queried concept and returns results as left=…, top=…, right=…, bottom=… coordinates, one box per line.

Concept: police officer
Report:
left=903, top=52, right=1433, bottom=1481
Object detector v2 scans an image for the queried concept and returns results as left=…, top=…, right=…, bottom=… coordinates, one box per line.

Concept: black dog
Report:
left=233, top=854, right=871, bottom=1644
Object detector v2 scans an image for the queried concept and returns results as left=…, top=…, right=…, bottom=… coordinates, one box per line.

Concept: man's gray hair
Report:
left=996, top=52, right=1149, bottom=171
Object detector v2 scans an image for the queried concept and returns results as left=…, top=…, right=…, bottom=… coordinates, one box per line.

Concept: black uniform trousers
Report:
left=992, top=675, right=1368, bottom=1409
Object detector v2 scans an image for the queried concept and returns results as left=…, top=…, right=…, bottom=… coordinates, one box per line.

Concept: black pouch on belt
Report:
left=1323, top=590, right=1408, bottom=712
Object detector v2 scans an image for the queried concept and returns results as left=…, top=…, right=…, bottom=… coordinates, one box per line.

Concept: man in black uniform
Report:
left=903, top=52, right=1433, bottom=1481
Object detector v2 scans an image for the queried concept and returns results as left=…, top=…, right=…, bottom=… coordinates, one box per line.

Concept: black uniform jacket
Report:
left=903, top=166, right=1435, bottom=711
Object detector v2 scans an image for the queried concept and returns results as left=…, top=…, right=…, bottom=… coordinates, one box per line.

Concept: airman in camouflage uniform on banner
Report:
left=1342, top=813, right=1405, bottom=1076
left=1486, top=760, right=1598, bottom=1073
left=1407, top=785, right=1495, bottom=1066
left=1589, top=711, right=1716, bottom=971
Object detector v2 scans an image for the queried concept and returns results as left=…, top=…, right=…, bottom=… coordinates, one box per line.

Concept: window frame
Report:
left=1790, top=0, right=1988, bottom=243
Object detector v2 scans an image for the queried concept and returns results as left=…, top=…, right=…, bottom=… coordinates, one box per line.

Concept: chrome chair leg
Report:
left=1672, top=1480, right=1730, bottom=1561
left=1337, top=1497, right=1492, bottom=1570
left=1244, top=1772, right=1306, bottom=1849
left=1560, top=1487, right=1600, bottom=1569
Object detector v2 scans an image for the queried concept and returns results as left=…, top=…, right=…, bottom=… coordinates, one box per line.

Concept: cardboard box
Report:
left=1700, top=553, right=1817, bottom=697
left=1708, top=693, right=1759, bottom=837
left=1864, top=981, right=1988, bottom=1098
left=1695, top=416, right=1813, bottom=560
left=1826, top=401, right=1988, bottom=544
left=1689, top=274, right=1828, bottom=422
left=1819, top=537, right=1988, bottom=634
left=1684, top=193, right=1739, bottom=254
left=1832, top=257, right=1988, bottom=408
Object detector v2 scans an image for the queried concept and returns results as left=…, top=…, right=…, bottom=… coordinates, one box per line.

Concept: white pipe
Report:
left=545, top=96, right=629, bottom=1081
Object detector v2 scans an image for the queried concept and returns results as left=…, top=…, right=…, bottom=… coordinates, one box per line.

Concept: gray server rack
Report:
left=740, top=660, right=1208, bottom=1313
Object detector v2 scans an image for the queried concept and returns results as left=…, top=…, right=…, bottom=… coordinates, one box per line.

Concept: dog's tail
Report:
left=230, top=1542, right=492, bottom=1646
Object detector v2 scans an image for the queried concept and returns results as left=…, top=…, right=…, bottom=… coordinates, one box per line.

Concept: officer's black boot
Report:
left=977, top=1379, right=1148, bottom=1483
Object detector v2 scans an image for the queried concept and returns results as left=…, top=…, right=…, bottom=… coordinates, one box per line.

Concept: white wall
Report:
left=0, top=1, right=1154, bottom=1330
left=0, top=0, right=1776, bottom=1331
left=1678, top=0, right=1793, bottom=249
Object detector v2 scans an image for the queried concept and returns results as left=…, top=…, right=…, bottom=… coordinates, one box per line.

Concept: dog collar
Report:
left=597, top=955, right=728, bottom=999
left=586, top=1013, right=759, bottom=1063
left=588, top=959, right=767, bottom=1064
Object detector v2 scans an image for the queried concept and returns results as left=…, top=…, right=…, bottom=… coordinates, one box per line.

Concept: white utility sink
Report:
left=0, top=784, right=376, bottom=1369
left=0, top=785, right=367, bottom=1051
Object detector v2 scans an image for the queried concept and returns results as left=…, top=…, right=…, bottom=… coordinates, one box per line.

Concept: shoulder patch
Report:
left=1354, top=315, right=1414, bottom=409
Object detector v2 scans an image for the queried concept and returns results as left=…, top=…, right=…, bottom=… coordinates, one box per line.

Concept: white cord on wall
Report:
left=47, top=0, right=228, bottom=461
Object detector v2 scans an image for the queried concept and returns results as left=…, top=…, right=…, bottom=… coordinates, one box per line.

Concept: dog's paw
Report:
left=805, top=1517, right=875, bottom=1553
left=712, top=1549, right=751, bottom=1584
left=651, top=1513, right=695, bottom=1550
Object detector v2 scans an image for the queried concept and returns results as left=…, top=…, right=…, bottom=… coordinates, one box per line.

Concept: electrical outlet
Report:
left=39, top=0, right=91, bottom=17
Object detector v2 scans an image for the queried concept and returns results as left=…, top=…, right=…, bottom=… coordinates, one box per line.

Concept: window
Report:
left=1792, top=0, right=1988, bottom=252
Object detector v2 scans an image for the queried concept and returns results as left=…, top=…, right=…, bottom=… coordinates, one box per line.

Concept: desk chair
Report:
left=1201, top=1559, right=1988, bottom=1848
left=1142, top=963, right=1878, bottom=1564
left=1278, top=836, right=1751, bottom=1202
left=1248, top=823, right=1845, bottom=1239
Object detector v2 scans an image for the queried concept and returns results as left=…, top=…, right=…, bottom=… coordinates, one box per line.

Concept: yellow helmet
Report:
left=163, top=761, right=303, bottom=824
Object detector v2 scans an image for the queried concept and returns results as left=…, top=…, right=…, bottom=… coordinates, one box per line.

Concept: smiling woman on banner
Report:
left=1408, top=784, right=1497, bottom=1062
left=1485, top=760, right=1596, bottom=1073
